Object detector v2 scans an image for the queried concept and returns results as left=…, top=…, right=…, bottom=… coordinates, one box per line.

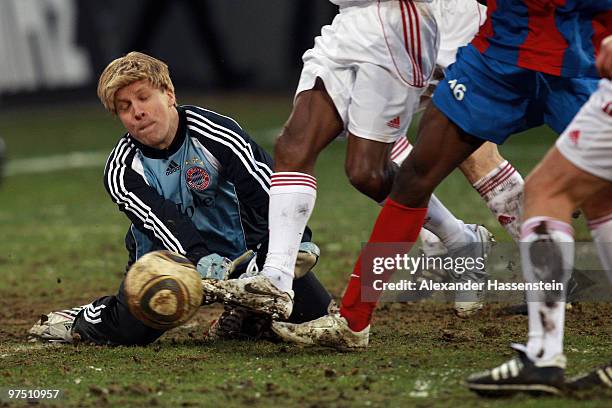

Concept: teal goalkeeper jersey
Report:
left=103, top=105, right=272, bottom=265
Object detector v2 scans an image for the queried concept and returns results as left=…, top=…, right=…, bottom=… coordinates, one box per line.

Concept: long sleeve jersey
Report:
left=103, top=105, right=272, bottom=266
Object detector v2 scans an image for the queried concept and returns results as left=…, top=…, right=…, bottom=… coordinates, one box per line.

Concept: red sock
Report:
left=340, top=198, right=427, bottom=332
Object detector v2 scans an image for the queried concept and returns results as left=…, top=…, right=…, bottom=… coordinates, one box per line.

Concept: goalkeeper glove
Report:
left=197, top=253, right=232, bottom=280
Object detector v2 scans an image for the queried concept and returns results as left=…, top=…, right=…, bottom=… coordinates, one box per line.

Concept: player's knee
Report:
left=344, top=159, right=384, bottom=194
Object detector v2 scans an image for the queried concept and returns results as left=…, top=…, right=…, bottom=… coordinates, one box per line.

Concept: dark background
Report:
left=0, top=0, right=337, bottom=107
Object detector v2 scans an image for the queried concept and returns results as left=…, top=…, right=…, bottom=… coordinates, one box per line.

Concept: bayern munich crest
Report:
left=186, top=166, right=210, bottom=191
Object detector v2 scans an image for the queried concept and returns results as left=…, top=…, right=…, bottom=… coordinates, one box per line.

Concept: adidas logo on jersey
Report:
left=386, top=116, right=400, bottom=129
left=165, top=160, right=180, bottom=175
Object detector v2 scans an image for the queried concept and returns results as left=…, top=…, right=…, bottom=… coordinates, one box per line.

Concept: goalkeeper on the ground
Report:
left=29, top=52, right=331, bottom=345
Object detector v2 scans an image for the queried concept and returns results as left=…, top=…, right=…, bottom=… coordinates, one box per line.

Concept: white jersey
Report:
left=556, top=79, right=612, bottom=182
left=430, top=0, right=487, bottom=68
left=329, top=0, right=374, bottom=6
left=414, top=0, right=485, bottom=110
left=297, top=0, right=439, bottom=143
left=330, top=0, right=433, bottom=6
left=326, top=0, right=485, bottom=69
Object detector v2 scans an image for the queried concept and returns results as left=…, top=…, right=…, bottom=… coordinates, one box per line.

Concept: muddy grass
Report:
left=1, top=290, right=611, bottom=407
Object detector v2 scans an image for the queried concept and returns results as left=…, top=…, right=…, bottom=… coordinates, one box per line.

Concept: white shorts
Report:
left=296, top=0, right=439, bottom=143
left=431, top=0, right=487, bottom=69
left=417, top=0, right=485, bottom=107
left=556, top=79, right=612, bottom=182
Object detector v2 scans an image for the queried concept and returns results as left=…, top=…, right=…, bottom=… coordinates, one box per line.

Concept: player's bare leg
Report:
left=421, top=142, right=523, bottom=249
left=203, top=79, right=343, bottom=318
left=272, top=105, right=487, bottom=346
left=347, top=135, right=492, bottom=259
left=564, top=42, right=612, bottom=395
left=459, top=142, right=505, bottom=185
left=418, top=142, right=508, bottom=304
left=510, top=149, right=598, bottom=387
left=460, top=142, right=524, bottom=241
left=467, top=147, right=610, bottom=396
left=420, top=142, right=512, bottom=312
left=522, top=149, right=608, bottom=221
left=391, top=106, right=493, bottom=315
left=273, top=80, right=343, bottom=174
left=341, top=132, right=494, bottom=317
left=345, top=135, right=493, bottom=317
left=260, top=79, right=343, bottom=298
left=218, top=76, right=491, bottom=318
left=391, top=106, right=484, bottom=206
left=344, top=135, right=396, bottom=202
left=348, top=136, right=494, bottom=315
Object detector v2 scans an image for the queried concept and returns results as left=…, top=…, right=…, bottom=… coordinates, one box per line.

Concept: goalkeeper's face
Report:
left=115, top=79, right=179, bottom=149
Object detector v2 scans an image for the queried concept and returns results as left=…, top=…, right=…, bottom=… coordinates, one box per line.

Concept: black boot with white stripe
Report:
left=28, top=306, right=86, bottom=343
left=565, top=362, right=612, bottom=392
left=466, top=345, right=565, bottom=397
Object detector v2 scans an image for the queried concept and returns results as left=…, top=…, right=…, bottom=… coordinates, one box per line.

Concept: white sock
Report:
left=588, top=213, right=612, bottom=283
left=544, top=303, right=565, bottom=362
left=521, top=217, right=573, bottom=362
left=262, top=172, right=317, bottom=292
left=424, top=194, right=475, bottom=252
left=473, top=161, right=524, bottom=242
left=419, top=228, right=448, bottom=257
left=526, top=301, right=544, bottom=358
left=390, top=136, right=412, bottom=166
left=390, top=138, right=472, bottom=252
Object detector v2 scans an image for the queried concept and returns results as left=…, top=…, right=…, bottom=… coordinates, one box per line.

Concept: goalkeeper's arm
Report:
left=103, top=141, right=210, bottom=265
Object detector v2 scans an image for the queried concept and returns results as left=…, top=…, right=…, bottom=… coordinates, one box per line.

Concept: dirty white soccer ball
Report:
left=124, top=250, right=202, bottom=330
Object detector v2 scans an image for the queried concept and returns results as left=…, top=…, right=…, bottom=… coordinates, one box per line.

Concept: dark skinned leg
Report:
left=261, top=78, right=344, bottom=292
left=274, top=78, right=344, bottom=173
left=391, top=104, right=485, bottom=207
left=339, top=104, right=485, bottom=331
left=345, top=135, right=396, bottom=202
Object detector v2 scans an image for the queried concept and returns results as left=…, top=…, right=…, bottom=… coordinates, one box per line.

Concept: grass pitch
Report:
left=0, top=94, right=610, bottom=407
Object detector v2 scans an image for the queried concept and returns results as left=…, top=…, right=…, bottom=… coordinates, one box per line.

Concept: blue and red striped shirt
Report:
left=472, top=0, right=612, bottom=77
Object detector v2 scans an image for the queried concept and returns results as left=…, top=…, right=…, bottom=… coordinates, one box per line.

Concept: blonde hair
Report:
left=97, top=52, right=175, bottom=114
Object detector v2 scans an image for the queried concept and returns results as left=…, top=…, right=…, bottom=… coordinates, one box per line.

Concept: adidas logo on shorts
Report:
left=386, top=116, right=400, bottom=129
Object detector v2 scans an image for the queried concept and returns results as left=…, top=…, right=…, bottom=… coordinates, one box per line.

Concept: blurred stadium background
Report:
left=0, top=1, right=610, bottom=406
left=0, top=0, right=337, bottom=102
